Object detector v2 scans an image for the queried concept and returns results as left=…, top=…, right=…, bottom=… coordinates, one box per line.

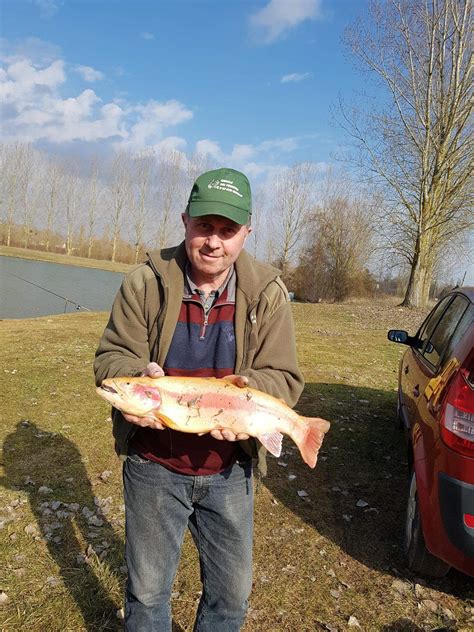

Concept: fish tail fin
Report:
left=292, top=418, right=330, bottom=468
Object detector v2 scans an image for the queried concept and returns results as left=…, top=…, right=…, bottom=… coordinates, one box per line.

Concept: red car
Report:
left=388, top=286, right=474, bottom=577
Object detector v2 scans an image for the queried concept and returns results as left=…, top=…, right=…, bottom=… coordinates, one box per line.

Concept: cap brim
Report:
left=188, top=200, right=250, bottom=225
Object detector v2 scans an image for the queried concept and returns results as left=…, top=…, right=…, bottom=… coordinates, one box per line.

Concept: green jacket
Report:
left=94, top=242, right=304, bottom=476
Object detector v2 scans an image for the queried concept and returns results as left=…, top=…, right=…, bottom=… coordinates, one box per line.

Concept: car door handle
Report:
left=413, top=385, right=420, bottom=397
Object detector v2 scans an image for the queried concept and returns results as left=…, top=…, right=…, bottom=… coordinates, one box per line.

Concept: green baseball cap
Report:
left=187, top=167, right=252, bottom=225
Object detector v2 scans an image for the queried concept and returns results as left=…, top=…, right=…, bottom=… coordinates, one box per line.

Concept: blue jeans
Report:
left=122, top=454, right=254, bottom=632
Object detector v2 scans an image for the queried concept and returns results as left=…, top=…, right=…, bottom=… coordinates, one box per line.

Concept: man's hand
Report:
left=208, top=374, right=250, bottom=441
left=221, top=374, right=249, bottom=389
left=141, top=362, right=165, bottom=378
left=122, top=412, right=166, bottom=430
left=209, top=428, right=251, bottom=441
left=122, top=362, right=166, bottom=430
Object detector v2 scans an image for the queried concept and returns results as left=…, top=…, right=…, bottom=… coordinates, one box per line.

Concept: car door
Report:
left=415, top=294, right=471, bottom=448
left=400, top=296, right=452, bottom=428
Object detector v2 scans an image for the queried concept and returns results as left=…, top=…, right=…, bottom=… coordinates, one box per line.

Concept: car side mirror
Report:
left=388, top=329, right=409, bottom=344
left=387, top=329, right=423, bottom=349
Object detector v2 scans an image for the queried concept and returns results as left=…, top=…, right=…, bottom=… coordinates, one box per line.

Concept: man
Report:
left=94, top=167, right=327, bottom=631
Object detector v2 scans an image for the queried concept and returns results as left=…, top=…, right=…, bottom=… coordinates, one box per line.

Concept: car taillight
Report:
left=440, top=368, right=474, bottom=457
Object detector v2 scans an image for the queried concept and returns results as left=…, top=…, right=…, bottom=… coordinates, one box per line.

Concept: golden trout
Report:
left=96, top=376, right=330, bottom=468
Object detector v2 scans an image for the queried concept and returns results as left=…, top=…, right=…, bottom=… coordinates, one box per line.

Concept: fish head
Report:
left=96, top=377, right=162, bottom=417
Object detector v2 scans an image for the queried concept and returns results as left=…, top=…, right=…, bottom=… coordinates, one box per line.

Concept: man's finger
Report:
left=141, top=362, right=165, bottom=378
left=222, top=374, right=249, bottom=388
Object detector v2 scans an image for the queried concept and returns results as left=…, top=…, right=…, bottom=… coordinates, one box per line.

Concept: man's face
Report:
left=182, top=214, right=251, bottom=284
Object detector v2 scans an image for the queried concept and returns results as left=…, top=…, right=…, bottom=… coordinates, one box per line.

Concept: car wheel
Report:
left=404, top=469, right=450, bottom=578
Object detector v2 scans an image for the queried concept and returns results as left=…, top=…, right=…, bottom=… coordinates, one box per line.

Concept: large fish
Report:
left=96, top=376, right=330, bottom=468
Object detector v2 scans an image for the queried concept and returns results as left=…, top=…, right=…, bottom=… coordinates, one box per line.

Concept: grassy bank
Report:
left=0, top=245, right=133, bottom=274
left=1, top=303, right=472, bottom=631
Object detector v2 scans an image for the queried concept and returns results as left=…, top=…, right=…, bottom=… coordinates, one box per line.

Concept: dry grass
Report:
left=1, top=303, right=473, bottom=631
left=0, top=246, right=132, bottom=274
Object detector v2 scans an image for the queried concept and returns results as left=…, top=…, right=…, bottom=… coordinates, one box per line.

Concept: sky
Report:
left=0, top=0, right=367, bottom=179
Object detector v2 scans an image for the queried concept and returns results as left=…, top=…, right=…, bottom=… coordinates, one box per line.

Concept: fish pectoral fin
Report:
left=257, top=431, right=283, bottom=458
left=152, top=412, right=178, bottom=429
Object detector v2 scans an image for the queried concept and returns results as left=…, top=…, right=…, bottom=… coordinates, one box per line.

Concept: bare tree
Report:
left=249, top=184, right=266, bottom=260
left=108, top=151, right=132, bottom=262
left=271, top=163, right=317, bottom=276
left=0, top=142, right=25, bottom=246
left=155, top=149, right=185, bottom=249
left=19, top=145, right=36, bottom=249
left=296, top=173, right=376, bottom=301
left=132, top=150, right=154, bottom=264
left=86, top=158, right=100, bottom=258
left=44, top=157, right=62, bottom=252
left=63, top=173, right=78, bottom=255
left=343, top=0, right=473, bottom=307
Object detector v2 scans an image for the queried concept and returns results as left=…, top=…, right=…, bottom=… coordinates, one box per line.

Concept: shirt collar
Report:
left=184, top=263, right=235, bottom=301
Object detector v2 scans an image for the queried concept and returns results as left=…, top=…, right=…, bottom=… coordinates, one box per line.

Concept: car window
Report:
left=416, top=296, right=452, bottom=350
left=422, top=295, right=470, bottom=367
left=442, top=303, right=473, bottom=366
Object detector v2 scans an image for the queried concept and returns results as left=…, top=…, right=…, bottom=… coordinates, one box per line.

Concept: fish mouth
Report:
left=101, top=384, right=118, bottom=395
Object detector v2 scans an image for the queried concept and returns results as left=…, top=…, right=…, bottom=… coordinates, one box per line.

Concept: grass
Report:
left=1, top=301, right=473, bottom=631
left=0, top=245, right=133, bottom=274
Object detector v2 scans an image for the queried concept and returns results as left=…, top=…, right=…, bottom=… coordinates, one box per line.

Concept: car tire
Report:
left=404, top=469, right=450, bottom=578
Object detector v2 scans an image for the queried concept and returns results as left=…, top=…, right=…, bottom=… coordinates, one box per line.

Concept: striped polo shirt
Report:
left=130, top=265, right=246, bottom=475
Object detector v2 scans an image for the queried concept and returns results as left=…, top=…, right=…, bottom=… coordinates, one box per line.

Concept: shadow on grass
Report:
left=262, top=382, right=472, bottom=602
left=1, top=421, right=186, bottom=632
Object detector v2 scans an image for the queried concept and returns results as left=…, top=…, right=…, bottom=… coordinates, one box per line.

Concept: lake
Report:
left=0, top=256, right=125, bottom=319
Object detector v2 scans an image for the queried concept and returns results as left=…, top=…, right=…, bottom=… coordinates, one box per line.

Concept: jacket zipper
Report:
left=195, top=299, right=233, bottom=340
left=240, top=305, right=257, bottom=371
left=199, top=312, right=209, bottom=339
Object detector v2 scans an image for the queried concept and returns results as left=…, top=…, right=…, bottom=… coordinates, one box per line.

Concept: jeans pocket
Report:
left=127, top=452, right=152, bottom=465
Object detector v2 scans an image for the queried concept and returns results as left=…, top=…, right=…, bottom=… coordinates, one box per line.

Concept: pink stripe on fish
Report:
left=172, top=388, right=256, bottom=413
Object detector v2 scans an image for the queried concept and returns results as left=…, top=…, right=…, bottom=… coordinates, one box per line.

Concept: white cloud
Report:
left=0, top=44, right=193, bottom=149
left=0, top=37, right=61, bottom=65
left=281, top=72, right=311, bottom=83
left=75, top=65, right=104, bottom=82
left=118, top=100, right=193, bottom=151
left=154, top=136, right=187, bottom=152
left=0, top=59, right=65, bottom=104
left=195, top=139, right=225, bottom=161
left=231, top=144, right=256, bottom=161
left=193, top=136, right=305, bottom=178
left=141, top=32, right=155, bottom=40
left=34, top=0, right=62, bottom=18
left=259, top=137, right=299, bottom=152
left=314, top=161, right=330, bottom=173
left=250, top=0, right=322, bottom=43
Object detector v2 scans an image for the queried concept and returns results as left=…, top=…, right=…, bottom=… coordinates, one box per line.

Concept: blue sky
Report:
left=0, top=0, right=368, bottom=177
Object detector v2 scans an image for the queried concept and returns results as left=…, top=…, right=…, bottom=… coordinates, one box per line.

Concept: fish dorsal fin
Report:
left=257, top=431, right=283, bottom=457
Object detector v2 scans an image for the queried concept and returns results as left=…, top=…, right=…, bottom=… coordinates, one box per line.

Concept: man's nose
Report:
left=206, top=233, right=221, bottom=248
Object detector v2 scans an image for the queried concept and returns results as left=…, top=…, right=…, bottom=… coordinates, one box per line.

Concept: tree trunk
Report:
left=401, top=233, right=434, bottom=307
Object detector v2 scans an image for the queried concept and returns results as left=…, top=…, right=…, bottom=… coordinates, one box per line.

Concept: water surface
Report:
left=0, top=256, right=125, bottom=319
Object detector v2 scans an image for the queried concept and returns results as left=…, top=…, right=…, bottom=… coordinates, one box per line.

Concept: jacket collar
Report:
left=147, top=242, right=281, bottom=302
